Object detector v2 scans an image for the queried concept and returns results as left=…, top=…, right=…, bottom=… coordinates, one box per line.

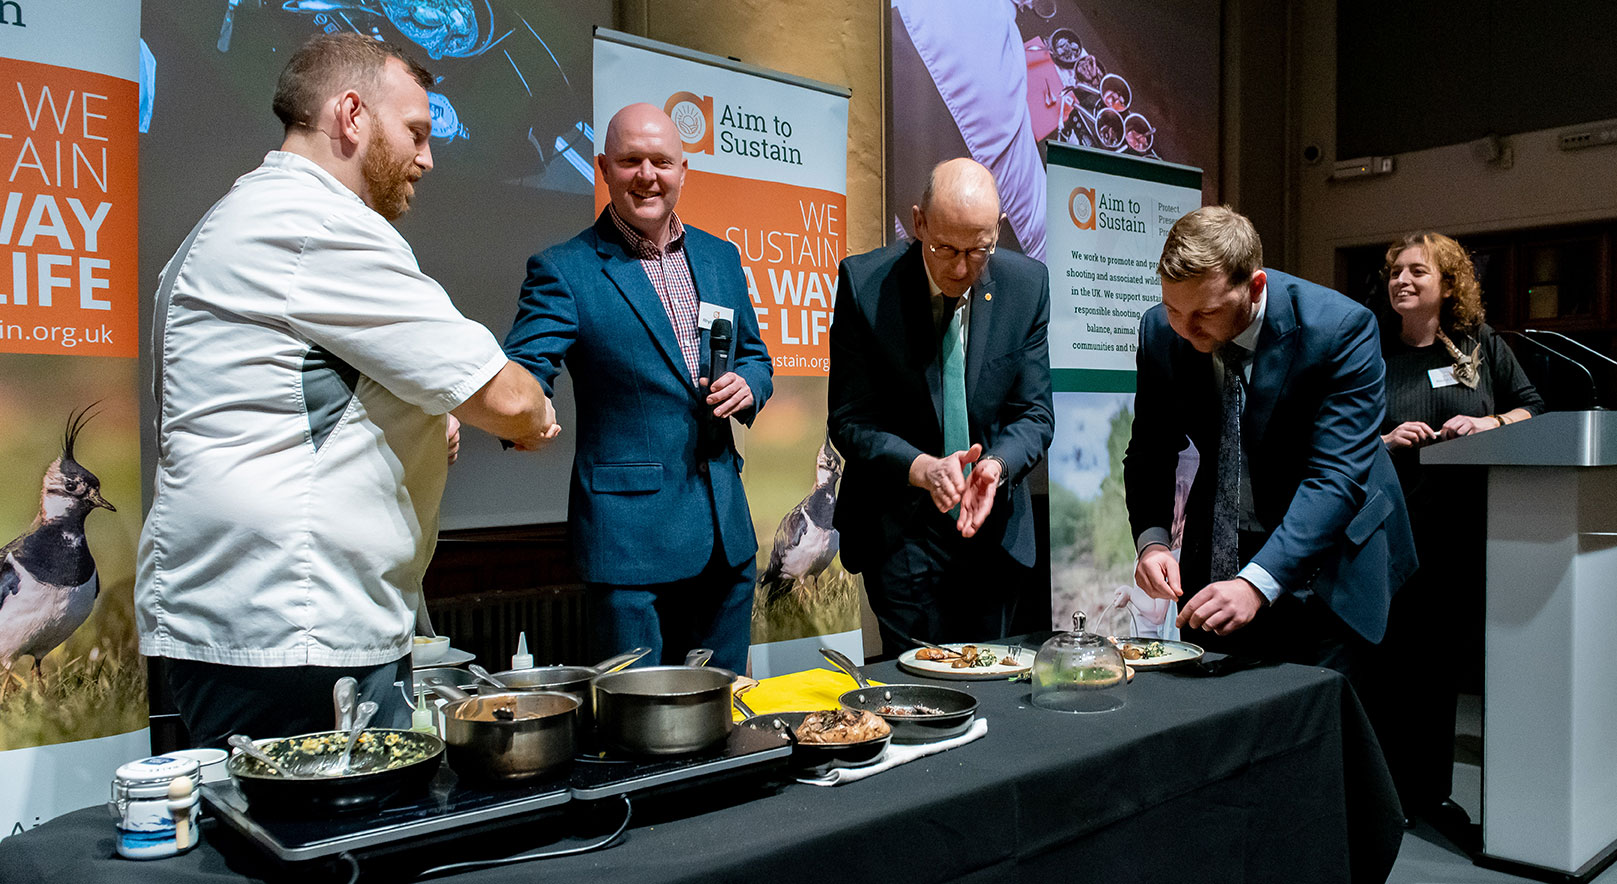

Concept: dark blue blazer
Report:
left=828, top=241, right=1054, bottom=573
left=503, top=212, right=772, bottom=585
left=1123, top=269, right=1416, bottom=643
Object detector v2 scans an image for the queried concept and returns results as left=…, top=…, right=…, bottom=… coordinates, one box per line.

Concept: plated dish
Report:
left=1113, top=637, right=1203, bottom=668
left=896, top=643, right=1032, bottom=681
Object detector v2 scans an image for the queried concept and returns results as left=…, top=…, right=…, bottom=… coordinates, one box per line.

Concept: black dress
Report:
left=1367, top=322, right=1544, bottom=814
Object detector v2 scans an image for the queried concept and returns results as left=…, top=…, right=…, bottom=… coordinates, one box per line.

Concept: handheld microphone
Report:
left=701, top=318, right=735, bottom=458
left=708, top=318, right=733, bottom=396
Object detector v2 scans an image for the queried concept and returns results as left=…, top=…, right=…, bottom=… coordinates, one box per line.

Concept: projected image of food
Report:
left=1051, top=45, right=1154, bottom=158
left=1050, top=28, right=1083, bottom=65
left=1124, top=113, right=1155, bottom=154
left=1095, top=108, right=1124, bottom=149
left=887, top=0, right=1218, bottom=259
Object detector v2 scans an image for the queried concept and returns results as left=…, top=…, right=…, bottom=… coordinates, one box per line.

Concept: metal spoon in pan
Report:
left=337, top=701, right=379, bottom=774
left=227, top=734, right=295, bottom=778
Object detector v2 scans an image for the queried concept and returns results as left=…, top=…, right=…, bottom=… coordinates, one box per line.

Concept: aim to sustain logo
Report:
left=665, top=91, right=714, bottom=155
left=1068, top=186, right=1096, bottom=230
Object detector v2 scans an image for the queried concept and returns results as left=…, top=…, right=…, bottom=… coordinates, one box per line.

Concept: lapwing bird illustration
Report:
left=760, top=440, right=843, bottom=603
left=0, top=407, right=115, bottom=693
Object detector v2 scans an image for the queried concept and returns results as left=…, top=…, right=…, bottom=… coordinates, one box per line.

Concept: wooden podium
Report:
left=1423, top=410, right=1617, bottom=882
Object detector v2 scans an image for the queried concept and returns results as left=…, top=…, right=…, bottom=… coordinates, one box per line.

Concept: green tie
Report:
left=942, top=304, right=970, bottom=514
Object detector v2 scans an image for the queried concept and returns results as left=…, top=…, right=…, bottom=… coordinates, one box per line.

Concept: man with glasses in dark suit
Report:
left=829, top=158, right=1054, bottom=652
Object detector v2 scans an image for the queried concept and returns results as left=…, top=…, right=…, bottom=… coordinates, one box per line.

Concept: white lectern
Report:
left=1423, top=410, right=1617, bottom=882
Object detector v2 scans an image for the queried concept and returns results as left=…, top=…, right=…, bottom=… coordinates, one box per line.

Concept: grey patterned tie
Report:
left=1210, top=346, right=1246, bottom=582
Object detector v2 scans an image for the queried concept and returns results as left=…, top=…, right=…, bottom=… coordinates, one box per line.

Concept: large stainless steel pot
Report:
left=484, top=648, right=649, bottom=736
left=592, top=649, right=735, bottom=756
left=426, top=680, right=578, bottom=782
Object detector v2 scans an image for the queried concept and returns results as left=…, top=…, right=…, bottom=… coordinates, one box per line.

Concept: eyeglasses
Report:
left=927, top=242, right=996, bottom=263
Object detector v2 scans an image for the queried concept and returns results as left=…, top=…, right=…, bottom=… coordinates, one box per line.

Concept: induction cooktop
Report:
left=203, top=725, right=791, bottom=862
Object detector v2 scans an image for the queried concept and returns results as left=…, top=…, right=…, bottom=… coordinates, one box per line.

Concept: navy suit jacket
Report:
left=503, top=212, right=772, bottom=585
left=828, top=241, right=1054, bottom=573
left=1123, top=269, right=1416, bottom=643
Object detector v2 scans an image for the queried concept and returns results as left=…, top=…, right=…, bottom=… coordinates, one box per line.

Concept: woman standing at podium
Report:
left=1368, top=231, right=1544, bottom=829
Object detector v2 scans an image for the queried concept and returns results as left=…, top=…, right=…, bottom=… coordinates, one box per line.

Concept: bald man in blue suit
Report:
left=504, top=104, right=771, bottom=673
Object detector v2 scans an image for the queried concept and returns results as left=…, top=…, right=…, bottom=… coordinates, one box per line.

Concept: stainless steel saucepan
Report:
left=592, top=649, right=735, bottom=756
left=425, top=679, right=578, bottom=782
left=483, top=648, right=650, bottom=735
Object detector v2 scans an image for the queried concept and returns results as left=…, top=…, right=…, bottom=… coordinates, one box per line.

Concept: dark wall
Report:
left=1337, top=1, right=1617, bottom=158
left=1225, top=0, right=1291, bottom=270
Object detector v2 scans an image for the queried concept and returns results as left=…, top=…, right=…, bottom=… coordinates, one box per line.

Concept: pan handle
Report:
left=684, top=648, right=714, bottom=668
left=592, top=646, right=652, bottom=674
left=819, top=647, right=873, bottom=689
left=468, top=664, right=507, bottom=690
left=424, top=677, right=470, bottom=703
left=731, top=694, right=798, bottom=744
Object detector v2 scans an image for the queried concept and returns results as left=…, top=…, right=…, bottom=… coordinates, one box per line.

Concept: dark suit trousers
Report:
left=862, top=506, right=1024, bottom=655
left=587, top=545, right=755, bottom=674
left=1181, top=530, right=1373, bottom=690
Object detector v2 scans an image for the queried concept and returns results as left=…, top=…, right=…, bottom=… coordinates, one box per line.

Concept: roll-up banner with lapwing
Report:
left=593, top=31, right=856, bottom=677
left=0, top=0, right=149, bottom=838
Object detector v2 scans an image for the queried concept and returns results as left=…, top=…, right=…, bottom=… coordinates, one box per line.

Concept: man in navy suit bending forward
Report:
left=1125, top=205, right=1415, bottom=676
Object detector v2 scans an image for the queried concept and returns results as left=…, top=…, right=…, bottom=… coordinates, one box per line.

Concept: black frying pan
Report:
left=731, top=695, right=890, bottom=775
left=225, top=729, right=444, bottom=816
left=820, top=648, right=978, bottom=744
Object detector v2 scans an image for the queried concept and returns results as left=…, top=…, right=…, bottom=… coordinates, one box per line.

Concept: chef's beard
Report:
left=362, top=130, right=418, bottom=221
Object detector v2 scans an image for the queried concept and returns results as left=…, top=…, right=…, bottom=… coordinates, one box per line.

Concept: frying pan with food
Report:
left=731, top=694, right=890, bottom=776
left=225, top=729, right=445, bottom=816
left=819, top=648, right=978, bottom=745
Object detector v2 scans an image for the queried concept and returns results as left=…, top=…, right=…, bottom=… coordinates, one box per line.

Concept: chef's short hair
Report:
left=1158, top=205, right=1263, bottom=287
left=272, top=32, right=432, bottom=132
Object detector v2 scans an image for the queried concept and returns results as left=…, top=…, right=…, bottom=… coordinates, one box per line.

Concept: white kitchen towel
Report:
left=797, top=717, right=989, bottom=786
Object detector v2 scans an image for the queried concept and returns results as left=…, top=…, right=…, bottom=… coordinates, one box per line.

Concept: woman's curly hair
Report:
left=1383, top=231, right=1485, bottom=334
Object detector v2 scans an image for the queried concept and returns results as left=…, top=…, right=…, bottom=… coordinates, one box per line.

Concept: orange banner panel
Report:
left=0, top=59, right=138, bottom=358
left=595, top=169, right=845, bottom=378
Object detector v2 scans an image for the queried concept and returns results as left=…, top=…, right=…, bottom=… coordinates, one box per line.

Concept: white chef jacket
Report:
left=137, top=151, right=505, bottom=667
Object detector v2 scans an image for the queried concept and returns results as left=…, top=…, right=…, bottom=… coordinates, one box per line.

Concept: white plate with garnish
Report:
left=1113, top=637, right=1203, bottom=668
left=896, top=643, right=1032, bottom=681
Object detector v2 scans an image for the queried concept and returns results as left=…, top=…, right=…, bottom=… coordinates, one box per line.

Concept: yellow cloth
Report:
left=730, top=668, right=883, bottom=721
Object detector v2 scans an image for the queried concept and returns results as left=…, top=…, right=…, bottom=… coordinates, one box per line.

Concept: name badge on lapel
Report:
left=697, top=302, right=735, bottom=330
left=1428, top=366, right=1459, bottom=389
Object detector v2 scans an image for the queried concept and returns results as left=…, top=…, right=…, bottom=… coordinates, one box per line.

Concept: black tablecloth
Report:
left=0, top=659, right=1402, bottom=884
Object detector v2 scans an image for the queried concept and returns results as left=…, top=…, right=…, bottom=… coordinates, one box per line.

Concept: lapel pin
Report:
left=984, top=293, right=993, bottom=301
